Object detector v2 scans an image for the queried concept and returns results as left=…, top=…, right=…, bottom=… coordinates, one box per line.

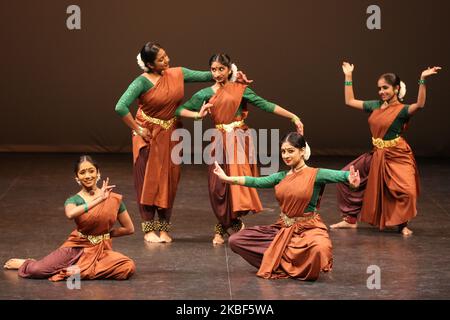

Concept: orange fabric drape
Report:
left=360, top=104, right=420, bottom=228
left=132, top=67, right=184, bottom=208
left=208, top=83, right=262, bottom=224
left=49, top=193, right=135, bottom=281
left=257, top=168, right=332, bottom=280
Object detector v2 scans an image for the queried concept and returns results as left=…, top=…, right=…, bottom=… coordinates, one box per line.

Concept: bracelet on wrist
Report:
left=344, top=81, right=353, bottom=86
left=136, top=126, right=144, bottom=136
left=418, top=79, right=426, bottom=85
left=291, top=116, right=301, bottom=124
left=83, top=203, right=89, bottom=213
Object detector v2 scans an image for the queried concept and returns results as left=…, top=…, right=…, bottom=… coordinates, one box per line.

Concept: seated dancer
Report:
left=176, top=53, right=303, bottom=245
left=213, top=132, right=360, bottom=280
left=3, top=155, right=135, bottom=281
left=330, top=62, right=441, bottom=235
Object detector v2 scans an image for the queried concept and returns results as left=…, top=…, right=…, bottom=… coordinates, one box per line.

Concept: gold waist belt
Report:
left=372, top=136, right=401, bottom=149
left=215, top=120, right=245, bottom=133
left=78, top=231, right=110, bottom=245
left=280, top=212, right=318, bottom=227
left=140, top=110, right=176, bottom=130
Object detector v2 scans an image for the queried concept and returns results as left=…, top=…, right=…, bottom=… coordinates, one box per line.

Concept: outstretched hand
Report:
left=348, top=165, right=360, bottom=189
left=99, top=178, right=116, bottom=200
left=342, top=62, right=354, bottom=76
left=213, top=161, right=228, bottom=181
left=421, top=66, right=442, bottom=78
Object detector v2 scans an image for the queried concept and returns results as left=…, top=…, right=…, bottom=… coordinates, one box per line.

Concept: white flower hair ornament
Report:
left=137, top=53, right=149, bottom=72
left=398, top=81, right=407, bottom=101
left=230, top=63, right=238, bottom=82
left=304, top=142, right=311, bottom=161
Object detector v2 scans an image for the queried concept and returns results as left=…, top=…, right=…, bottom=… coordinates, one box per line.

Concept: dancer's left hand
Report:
left=348, top=165, right=360, bottom=189
left=421, top=66, right=442, bottom=79
left=293, top=118, right=304, bottom=135
left=213, top=161, right=228, bottom=181
left=235, top=71, right=253, bottom=84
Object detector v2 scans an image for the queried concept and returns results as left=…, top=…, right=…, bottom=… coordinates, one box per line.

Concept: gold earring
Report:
left=75, top=178, right=81, bottom=186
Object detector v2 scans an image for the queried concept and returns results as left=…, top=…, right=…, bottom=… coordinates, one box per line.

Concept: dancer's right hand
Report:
left=137, top=126, right=152, bottom=141
left=199, top=101, right=214, bottom=117
left=213, top=161, right=228, bottom=181
left=100, top=177, right=116, bottom=200
left=342, top=62, right=354, bottom=76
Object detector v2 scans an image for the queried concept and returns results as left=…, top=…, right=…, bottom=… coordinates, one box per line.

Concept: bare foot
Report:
left=159, top=231, right=173, bottom=243
left=329, top=220, right=358, bottom=229
left=400, top=226, right=413, bottom=236
left=4, top=258, right=26, bottom=270
left=212, top=234, right=225, bottom=245
left=144, top=231, right=162, bottom=243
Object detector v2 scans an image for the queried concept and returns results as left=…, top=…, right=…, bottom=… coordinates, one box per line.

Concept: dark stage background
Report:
left=1, top=0, right=449, bottom=156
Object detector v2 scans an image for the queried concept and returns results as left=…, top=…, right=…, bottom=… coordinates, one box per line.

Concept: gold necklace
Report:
left=293, top=163, right=307, bottom=172
left=383, top=98, right=399, bottom=108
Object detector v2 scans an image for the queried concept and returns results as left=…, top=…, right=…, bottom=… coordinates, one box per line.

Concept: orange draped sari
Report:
left=49, top=192, right=135, bottom=281
left=207, top=82, right=263, bottom=228
left=133, top=67, right=184, bottom=209
left=360, top=104, right=420, bottom=228
left=257, top=167, right=332, bottom=280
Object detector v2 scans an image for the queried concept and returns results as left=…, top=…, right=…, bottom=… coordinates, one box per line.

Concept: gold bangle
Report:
left=291, top=116, right=300, bottom=123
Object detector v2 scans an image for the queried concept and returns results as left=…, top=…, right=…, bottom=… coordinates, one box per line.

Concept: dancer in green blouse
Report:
left=213, top=132, right=360, bottom=280
left=114, top=43, right=250, bottom=243
left=176, top=53, right=304, bottom=245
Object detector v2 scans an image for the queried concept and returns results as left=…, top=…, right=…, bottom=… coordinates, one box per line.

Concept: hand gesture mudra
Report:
left=199, top=101, right=214, bottom=117
left=213, top=161, right=228, bottom=181
left=294, top=118, right=304, bottom=135
left=235, top=71, right=254, bottom=84
left=421, top=66, right=442, bottom=78
left=99, top=178, right=116, bottom=200
left=342, top=62, right=354, bottom=76
left=348, top=165, right=360, bottom=189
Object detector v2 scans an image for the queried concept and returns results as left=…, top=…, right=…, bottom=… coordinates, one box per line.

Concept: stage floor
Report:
left=1, top=153, right=449, bottom=300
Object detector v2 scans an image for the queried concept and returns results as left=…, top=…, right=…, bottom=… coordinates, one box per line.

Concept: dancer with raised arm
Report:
left=330, top=62, right=441, bottom=235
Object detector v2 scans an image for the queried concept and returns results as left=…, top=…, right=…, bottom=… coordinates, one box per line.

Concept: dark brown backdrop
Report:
left=1, top=0, right=449, bottom=156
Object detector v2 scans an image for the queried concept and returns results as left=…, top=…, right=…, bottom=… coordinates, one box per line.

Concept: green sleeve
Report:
left=64, top=194, right=82, bottom=207
left=397, top=105, right=410, bottom=121
left=243, top=87, right=276, bottom=113
left=315, top=169, right=350, bottom=185
left=175, top=89, right=209, bottom=116
left=243, top=171, right=287, bottom=188
left=182, top=67, right=213, bottom=83
left=115, top=76, right=152, bottom=117
left=118, top=202, right=126, bottom=214
left=64, top=194, right=127, bottom=214
left=363, top=100, right=383, bottom=113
